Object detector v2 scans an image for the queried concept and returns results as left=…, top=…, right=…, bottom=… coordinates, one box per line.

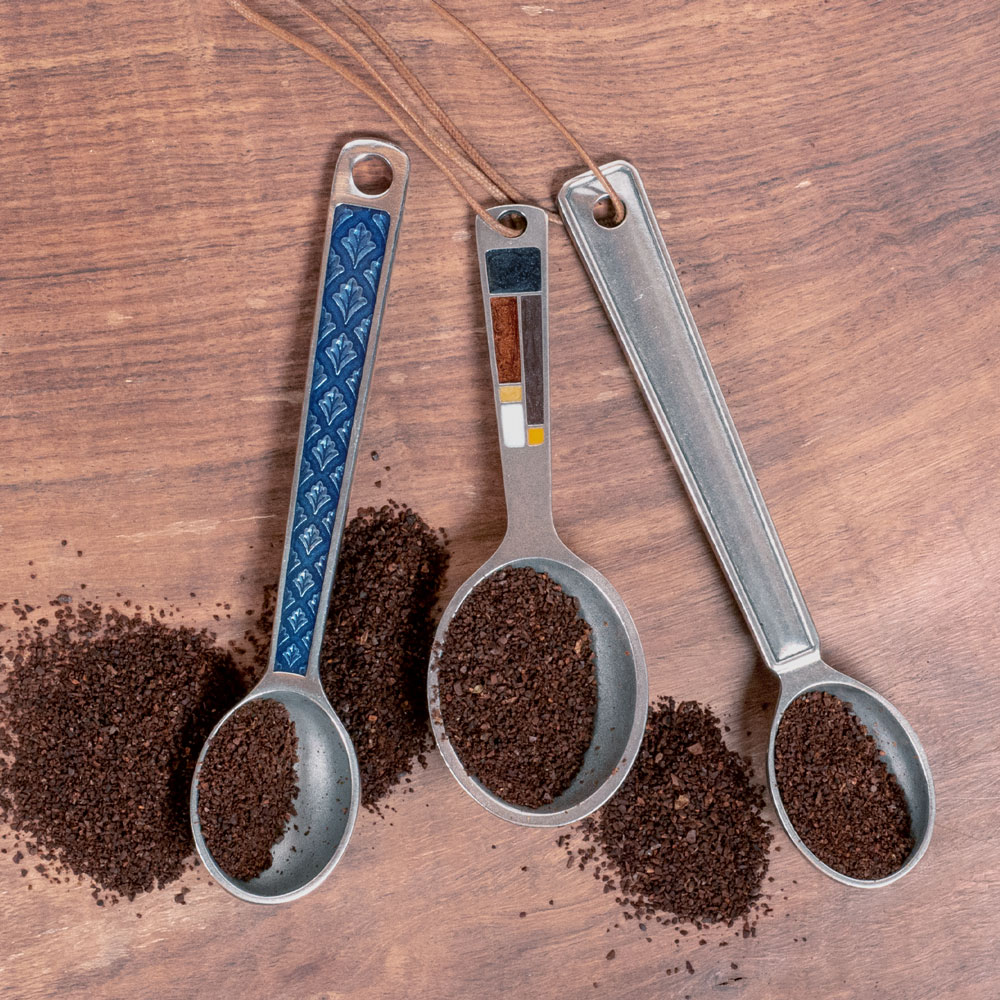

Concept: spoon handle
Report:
left=475, top=205, right=555, bottom=540
left=269, top=140, right=409, bottom=680
left=559, top=162, right=819, bottom=673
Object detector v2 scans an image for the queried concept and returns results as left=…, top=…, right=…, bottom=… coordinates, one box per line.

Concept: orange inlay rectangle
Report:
left=527, top=426, right=545, bottom=446
left=490, top=296, right=521, bottom=383
left=499, top=384, right=523, bottom=403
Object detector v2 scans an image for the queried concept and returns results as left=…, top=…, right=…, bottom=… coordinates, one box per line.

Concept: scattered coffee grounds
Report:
left=241, top=583, right=278, bottom=681
left=320, top=502, right=449, bottom=809
left=564, top=697, right=771, bottom=926
left=196, top=698, right=299, bottom=882
left=0, top=600, right=250, bottom=901
left=774, top=690, right=914, bottom=879
left=436, top=566, right=597, bottom=808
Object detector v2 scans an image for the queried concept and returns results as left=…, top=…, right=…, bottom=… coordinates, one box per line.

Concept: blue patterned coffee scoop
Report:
left=190, top=140, right=410, bottom=904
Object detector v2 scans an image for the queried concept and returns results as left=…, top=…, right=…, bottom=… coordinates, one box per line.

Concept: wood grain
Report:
left=2, top=1, right=998, bottom=997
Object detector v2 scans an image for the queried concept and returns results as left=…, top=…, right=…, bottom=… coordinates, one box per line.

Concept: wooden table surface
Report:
left=2, top=1, right=998, bottom=997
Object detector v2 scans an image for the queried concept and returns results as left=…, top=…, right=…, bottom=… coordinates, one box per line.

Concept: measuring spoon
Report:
left=427, top=204, right=648, bottom=827
left=560, top=162, right=934, bottom=885
left=190, top=139, right=409, bottom=902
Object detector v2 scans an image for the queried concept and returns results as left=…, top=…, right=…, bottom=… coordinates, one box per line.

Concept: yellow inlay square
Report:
left=499, top=384, right=523, bottom=403
left=527, top=426, right=545, bottom=446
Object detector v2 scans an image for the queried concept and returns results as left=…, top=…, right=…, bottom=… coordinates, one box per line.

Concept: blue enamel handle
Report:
left=271, top=141, right=409, bottom=677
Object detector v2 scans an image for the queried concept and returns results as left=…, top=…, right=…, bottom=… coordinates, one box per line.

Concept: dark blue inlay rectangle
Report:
left=485, top=247, right=541, bottom=294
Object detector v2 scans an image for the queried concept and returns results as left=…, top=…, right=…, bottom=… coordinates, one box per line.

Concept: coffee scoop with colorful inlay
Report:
left=427, top=204, right=648, bottom=827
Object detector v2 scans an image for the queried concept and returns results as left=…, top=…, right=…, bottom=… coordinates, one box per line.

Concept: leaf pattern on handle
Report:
left=287, top=607, right=309, bottom=633
left=353, top=316, right=372, bottom=347
left=293, top=569, right=315, bottom=597
left=311, top=434, right=340, bottom=472
left=362, top=259, right=381, bottom=294
left=318, top=386, right=348, bottom=425
left=341, top=222, right=377, bottom=267
left=282, top=645, right=303, bottom=670
left=299, top=524, right=323, bottom=556
left=327, top=253, right=345, bottom=283
left=305, top=481, right=331, bottom=514
left=274, top=205, right=389, bottom=675
left=325, top=332, right=358, bottom=375
left=318, top=307, right=338, bottom=345
left=343, top=368, right=361, bottom=398
left=331, top=278, right=367, bottom=325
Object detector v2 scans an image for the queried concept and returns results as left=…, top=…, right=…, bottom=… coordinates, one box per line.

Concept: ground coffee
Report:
left=196, top=697, right=299, bottom=882
left=320, top=502, right=449, bottom=809
left=436, top=566, right=597, bottom=809
left=774, top=690, right=913, bottom=879
left=0, top=599, right=249, bottom=901
left=564, top=697, right=772, bottom=926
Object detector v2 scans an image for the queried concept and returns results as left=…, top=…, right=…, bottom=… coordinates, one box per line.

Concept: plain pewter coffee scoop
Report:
left=560, top=162, right=934, bottom=886
left=427, top=204, right=648, bottom=828
left=190, top=139, right=409, bottom=903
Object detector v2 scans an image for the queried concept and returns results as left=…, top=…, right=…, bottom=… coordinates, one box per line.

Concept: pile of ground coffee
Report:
left=436, top=566, right=597, bottom=809
left=565, top=697, right=771, bottom=926
left=774, top=690, right=913, bottom=879
left=320, top=502, right=449, bottom=809
left=0, top=599, right=249, bottom=900
left=196, top=698, right=299, bottom=882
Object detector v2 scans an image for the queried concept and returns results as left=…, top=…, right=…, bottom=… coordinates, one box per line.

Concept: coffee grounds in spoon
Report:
left=774, top=690, right=913, bottom=879
left=436, top=566, right=597, bottom=809
left=196, top=698, right=299, bottom=883
left=320, top=502, right=449, bottom=811
left=0, top=599, right=250, bottom=902
left=563, top=697, right=772, bottom=927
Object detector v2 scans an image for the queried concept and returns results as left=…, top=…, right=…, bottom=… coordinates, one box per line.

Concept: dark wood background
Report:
left=2, top=1, right=998, bottom=997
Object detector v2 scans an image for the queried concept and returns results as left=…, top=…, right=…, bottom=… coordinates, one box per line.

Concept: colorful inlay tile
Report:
left=520, top=294, right=544, bottom=426
left=527, top=426, right=545, bottom=446
left=499, top=384, right=523, bottom=402
left=490, top=296, right=521, bottom=383
left=485, top=246, right=542, bottom=294
left=500, top=402, right=526, bottom=448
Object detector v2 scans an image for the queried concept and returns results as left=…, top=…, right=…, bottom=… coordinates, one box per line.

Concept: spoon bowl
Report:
left=767, top=656, right=934, bottom=887
left=191, top=685, right=359, bottom=903
left=427, top=205, right=647, bottom=827
left=430, top=547, right=646, bottom=827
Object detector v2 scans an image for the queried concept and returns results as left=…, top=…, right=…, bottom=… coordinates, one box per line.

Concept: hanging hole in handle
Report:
left=593, top=195, right=626, bottom=228
left=351, top=154, right=393, bottom=196
left=497, top=210, right=528, bottom=237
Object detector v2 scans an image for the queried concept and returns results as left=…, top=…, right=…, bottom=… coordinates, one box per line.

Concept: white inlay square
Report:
left=500, top=402, right=526, bottom=448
